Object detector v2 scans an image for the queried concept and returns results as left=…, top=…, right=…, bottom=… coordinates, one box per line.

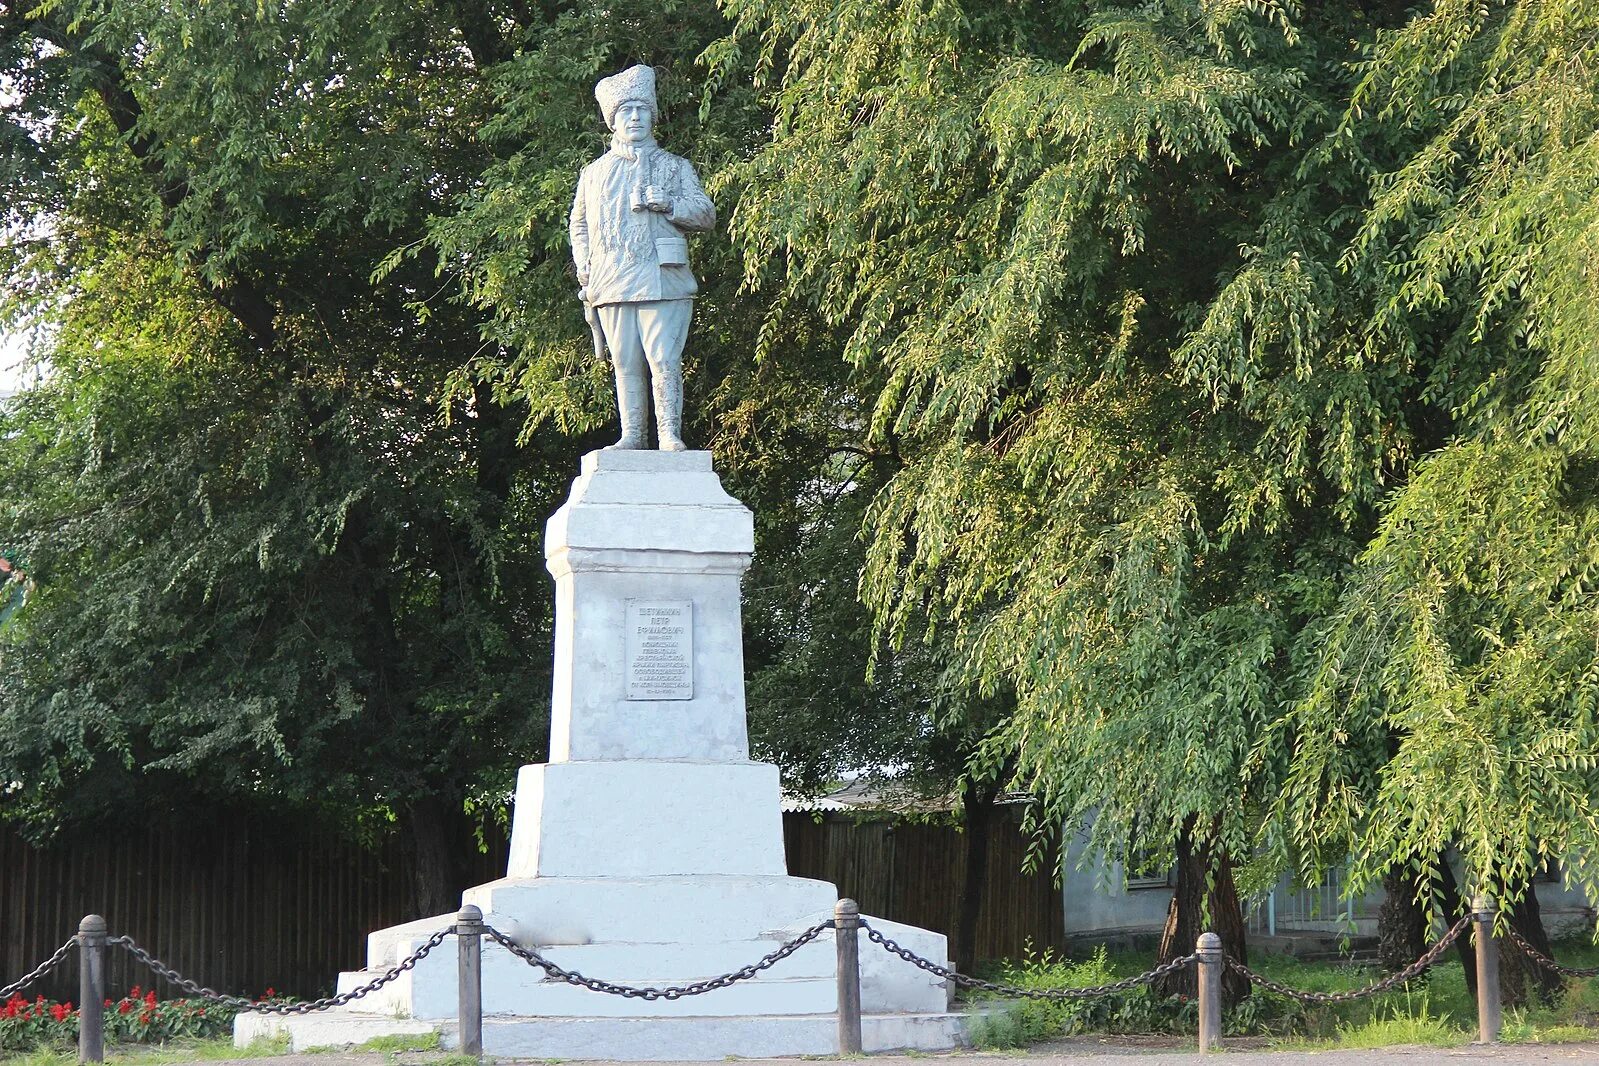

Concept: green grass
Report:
left=161, top=1036, right=289, bottom=1061
left=303, top=1039, right=475, bottom=1064
left=966, top=1007, right=1029, bottom=1050
left=964, top=946, right=1197, bottom=1049
left=356, top=1032, right=442, bottom=1054
left=1505, top=1023, right=1599, bottom=1044
left=1332, top=995, right=1467, bottom=1049
left=973, top=940, right=1599, bottom=1050
left=1260, top=990, right=1470, bottom=1050
left=1330, top=1017, right=1466, bottom=1048
left=0, top=1050, right=73, bottom=1066
left=0, top=1035, right=289, bottom=1065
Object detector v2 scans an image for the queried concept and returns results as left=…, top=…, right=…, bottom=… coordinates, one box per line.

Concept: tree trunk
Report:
left=1437, top=856, right=1478, bottom=997
left=406, top=795, right=462, bottom=916
left=1438, top=860, right=1562, bottom=1007
left=1154, top=821, right=1249, bottom=1005
left=1378, top=865, right=1428, bottom=972
left=1500, top=880, right=1564, bottom=1007
left=954, top=778, right=999, bottom=974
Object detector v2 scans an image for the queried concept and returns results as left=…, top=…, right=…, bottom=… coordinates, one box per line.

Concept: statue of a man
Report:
left=569, top=65, right=716, bottom=451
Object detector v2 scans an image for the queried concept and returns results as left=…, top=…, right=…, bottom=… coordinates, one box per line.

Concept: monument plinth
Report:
left=507, top=450, right=791, bottom=883
left=546, top=449, right=754, bottom=762
left=238, top=450, right=962, bottom=1058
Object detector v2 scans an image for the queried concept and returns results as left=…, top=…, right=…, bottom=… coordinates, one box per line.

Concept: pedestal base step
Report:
left=335, top=964, right=837, bottom=1019
left=344, top=892, right=951, bottom=1022
left=236, top=1009, right=968, bottom=1059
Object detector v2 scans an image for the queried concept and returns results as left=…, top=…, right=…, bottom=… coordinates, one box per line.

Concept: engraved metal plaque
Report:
left=625, top=600, right=694, bottom=700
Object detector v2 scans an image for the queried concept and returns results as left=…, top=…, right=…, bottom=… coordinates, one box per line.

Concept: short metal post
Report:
left=834, top=898, right=863, bottom=1055
left=1196, top=932, right=1222, bottom=1053
left=456, top=905, right=483, bottom=1059
left=1473, top=895, right=1501, bottom=1044
left=77, top=915, right=106, bottom=1064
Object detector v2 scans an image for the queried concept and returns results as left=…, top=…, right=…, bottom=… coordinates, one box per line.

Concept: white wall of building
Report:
left=1059, top=829, right=1174, bottom=939
left=1061, top=829, right=1596, bottom=944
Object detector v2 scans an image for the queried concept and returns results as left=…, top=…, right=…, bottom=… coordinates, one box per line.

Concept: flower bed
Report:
left=0, top=986, right=240, bottom=1051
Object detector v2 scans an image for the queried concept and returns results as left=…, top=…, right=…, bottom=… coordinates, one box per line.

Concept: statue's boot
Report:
left=653, top=362, right=688, bottom=452
left=605, top=363, right=649, bottom=450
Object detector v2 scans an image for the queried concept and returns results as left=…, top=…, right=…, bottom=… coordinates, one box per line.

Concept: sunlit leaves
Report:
left=723, top=0, right=1599, bottom=913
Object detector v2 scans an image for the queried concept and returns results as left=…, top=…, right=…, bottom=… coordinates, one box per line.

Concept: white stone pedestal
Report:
left=237, top=451, right=964, bottom=1059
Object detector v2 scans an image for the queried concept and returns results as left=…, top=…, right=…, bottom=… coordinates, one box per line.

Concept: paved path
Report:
left=181, top=1039, right=1599, bottom=1065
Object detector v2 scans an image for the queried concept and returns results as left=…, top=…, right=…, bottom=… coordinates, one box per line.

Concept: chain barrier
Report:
left=483, top=920, right=833, bottom=1000
left=0, top=938, right=77, bottom=1000
left=1222, top=912, right=1473, bottom=1004
left=108, top=927, right=453, bottom=1015
left=30, top=901, right=1565, bottom=1022
left=861, top=920, right=1197, bottom=999
left=1504, top=927, right=1599, bottom=979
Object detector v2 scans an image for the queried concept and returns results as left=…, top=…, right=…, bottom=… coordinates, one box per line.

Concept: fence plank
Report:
left=783, top=809, right=1064, bottom=965
left=3, top=808, right=1063, bottom=1002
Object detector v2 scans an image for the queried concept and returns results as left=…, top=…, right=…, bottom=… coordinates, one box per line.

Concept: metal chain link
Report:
left=1504, top=927, right=1599, bottom=979
left=0, top=938, right=77, bottom=1000
left=861, top=920, right=1197, bottom=999
left=483, top=920, right=832, bottom=1000
left=109, top=927, right=453, bottom=1015
left=79, top=901, right=1520, bottom=1020
left=1224, top=912, right=1473, bottom=1004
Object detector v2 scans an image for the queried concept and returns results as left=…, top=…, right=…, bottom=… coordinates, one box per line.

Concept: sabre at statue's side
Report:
left=569, top=64, right=716, bottom=452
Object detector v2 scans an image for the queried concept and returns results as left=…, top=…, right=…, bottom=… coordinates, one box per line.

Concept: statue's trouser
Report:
left=597, top=299, right=692, bottom=450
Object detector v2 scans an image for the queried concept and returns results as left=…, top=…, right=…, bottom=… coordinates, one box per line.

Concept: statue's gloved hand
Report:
left=642, top=184, right=673, bottom=213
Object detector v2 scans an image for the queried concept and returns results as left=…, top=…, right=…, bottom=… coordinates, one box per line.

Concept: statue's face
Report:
left=614, top=100, right=654, bottom=144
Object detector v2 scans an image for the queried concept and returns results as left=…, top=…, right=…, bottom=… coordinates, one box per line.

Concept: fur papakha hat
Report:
left=595, top=64, right=657, bottom=129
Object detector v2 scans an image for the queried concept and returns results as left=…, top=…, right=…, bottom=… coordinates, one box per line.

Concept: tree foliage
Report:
left=1276, top=0, right=1599, bottom=908
left=0, top=0, right=942, bottom=878
left=2, top=0, right=1597, bottom=939
left=716, top=0, right=1599, bottom=917
left=0, top=0, right=557, bottom=872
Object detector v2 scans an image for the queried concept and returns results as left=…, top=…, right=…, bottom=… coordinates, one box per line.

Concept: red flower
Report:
left=103, top=999, right=112, bottom=1008
left=263, top=987, right=275, bottom=998
left=118, top=1000, right=133, bottom=1014
left=144, top=991, right=157, bottom=1008
left=50, top=1004, right=69, bottom=1022
left=139, top=1010, right=152, bottom=1025
left=128, top=986, right=141, bottom=999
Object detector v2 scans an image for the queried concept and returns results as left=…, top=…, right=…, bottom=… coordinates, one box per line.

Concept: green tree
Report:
left=0, top=0, right=559, bottom=910
left=712, top=0, right=1345, bottom=992
left=714, top=0, right=1599, bottom=993
left=1274, top=0, right=1599, bottom=1002
left=0, top=0, right=951, bottom=922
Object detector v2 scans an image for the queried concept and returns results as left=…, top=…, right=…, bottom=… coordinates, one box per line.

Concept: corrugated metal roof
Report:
left=781, top=777, right=1035, bottom=814
left=781, top=777, right=949, bottom=814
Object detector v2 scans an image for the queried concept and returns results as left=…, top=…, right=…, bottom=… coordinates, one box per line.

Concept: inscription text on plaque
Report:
left=625, top=600, right=694, bottom=701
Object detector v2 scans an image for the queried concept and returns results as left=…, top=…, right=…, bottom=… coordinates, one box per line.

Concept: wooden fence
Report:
left=2, top=810, right=1062, bottom=1002
left=784, top=809, right=1065, bottom=965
